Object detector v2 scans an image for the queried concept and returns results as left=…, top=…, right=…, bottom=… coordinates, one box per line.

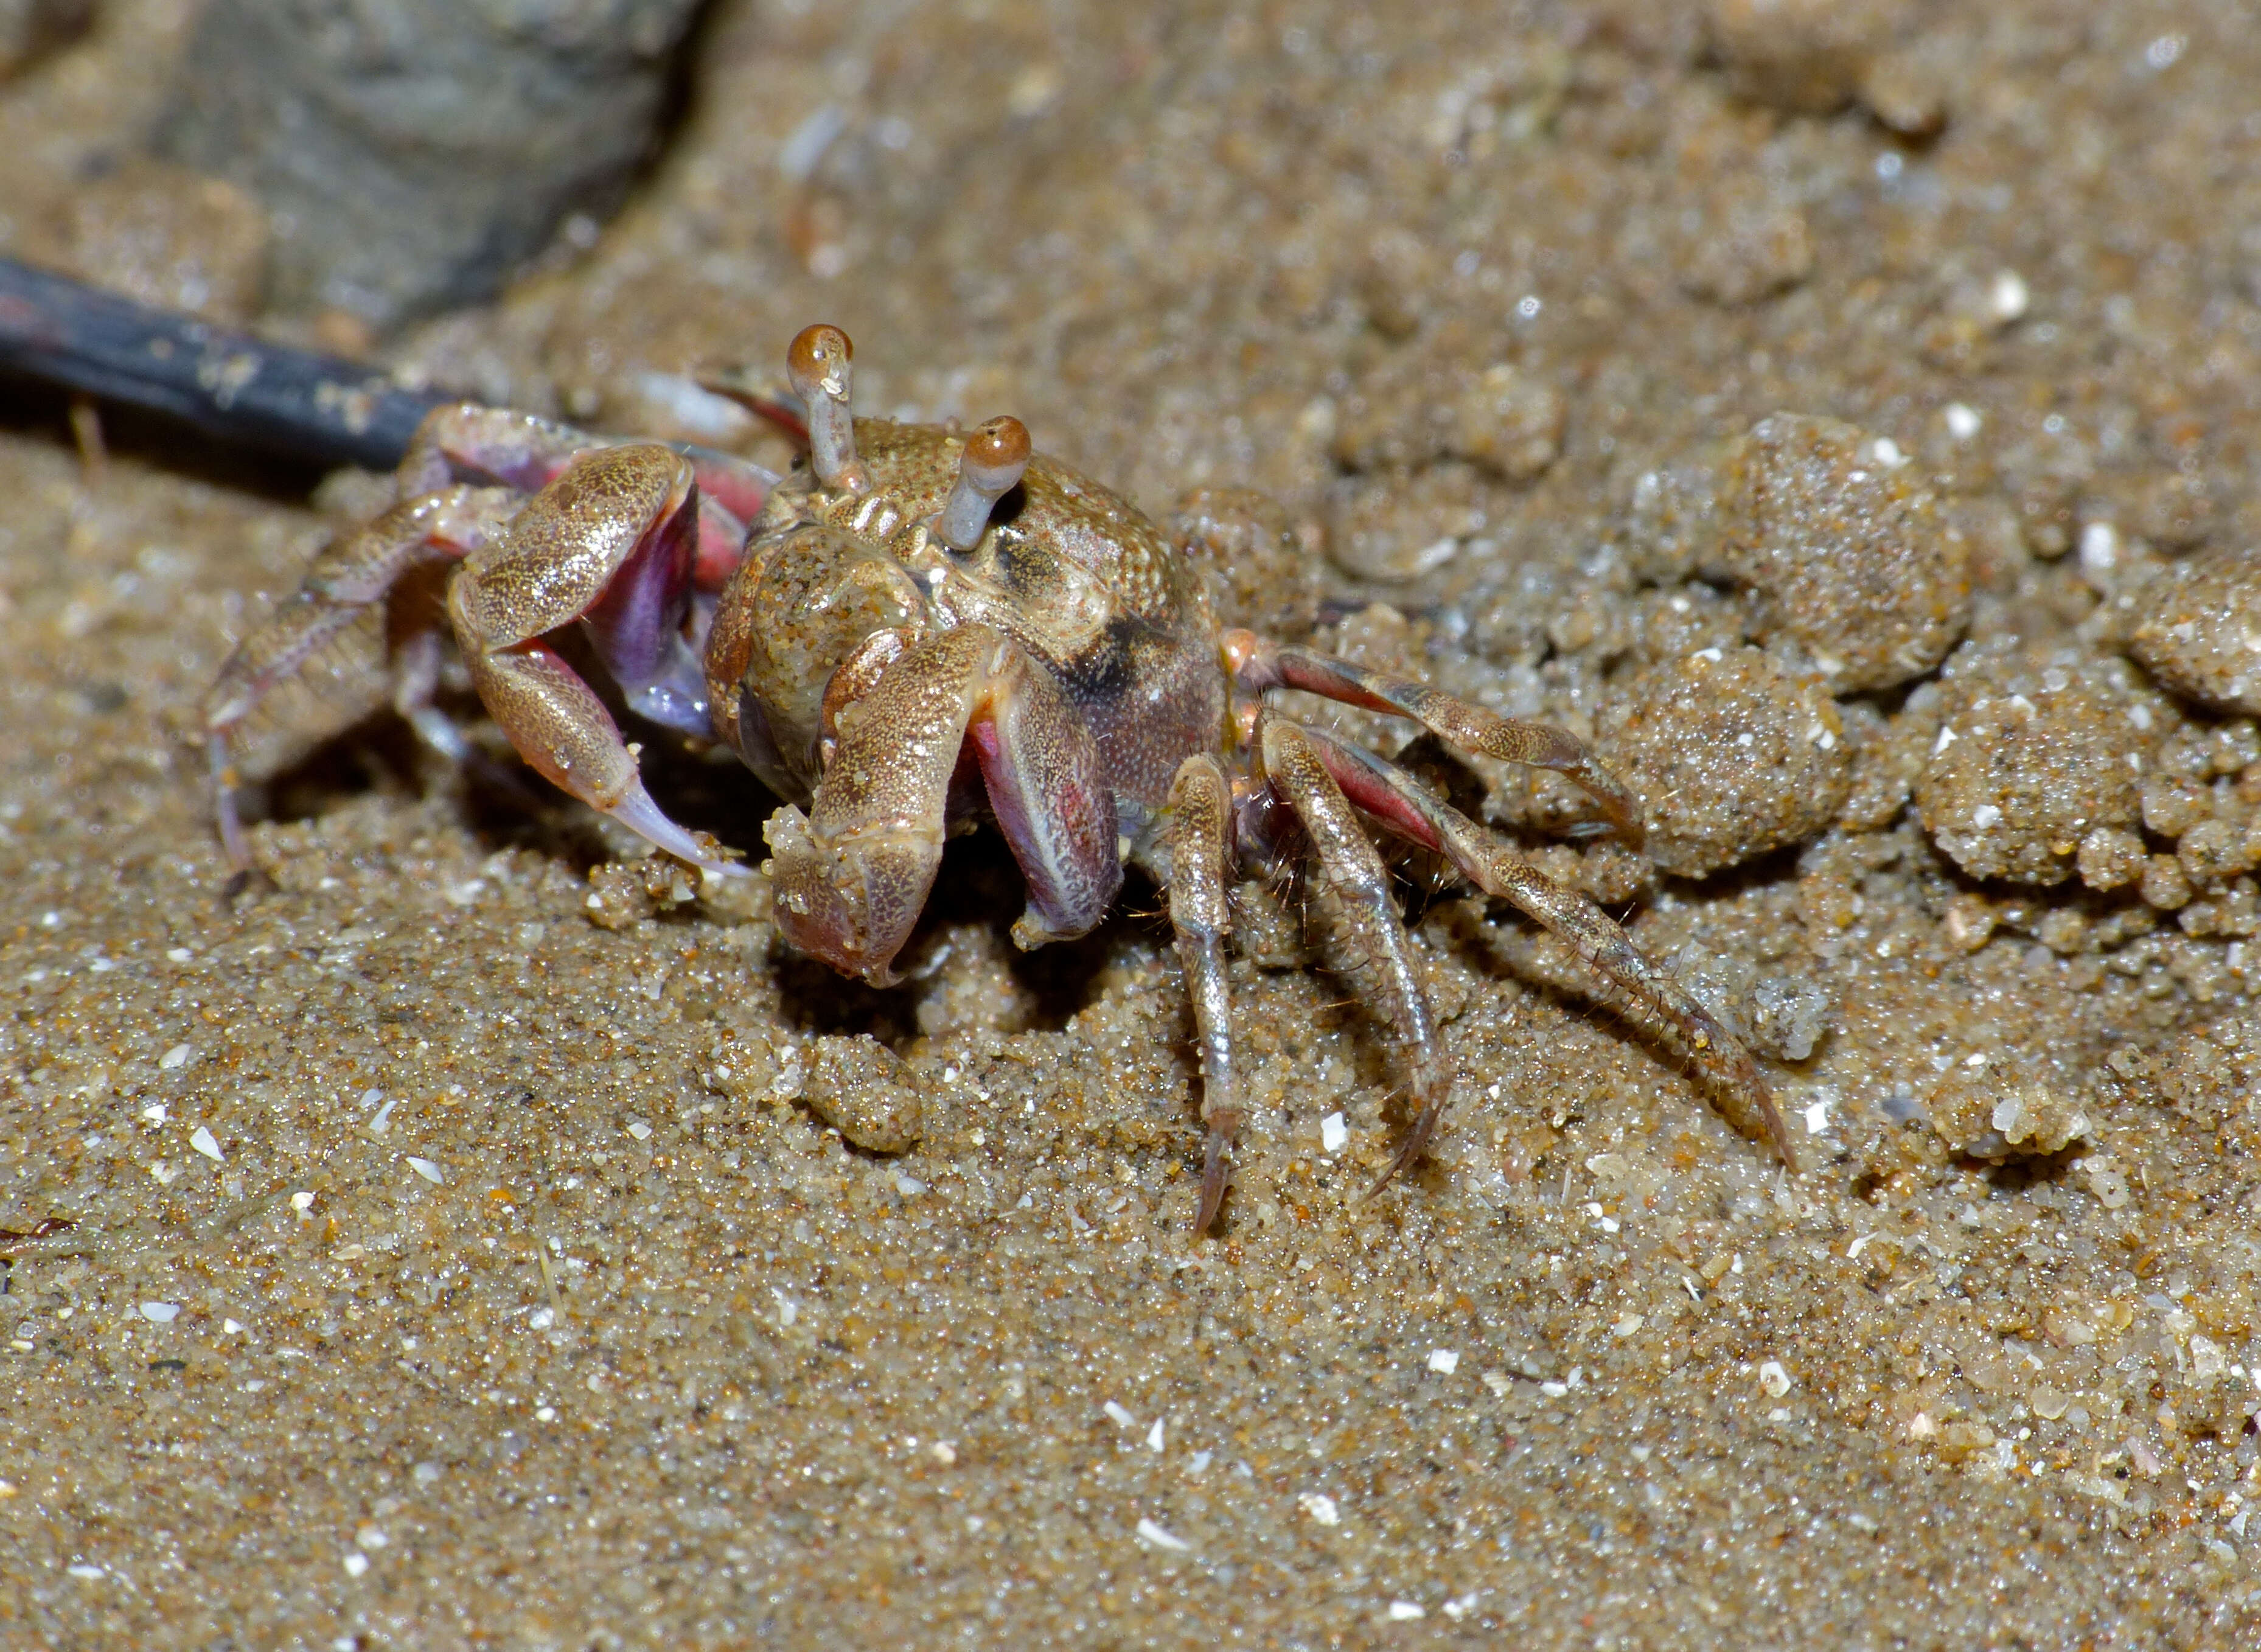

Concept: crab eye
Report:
left=936, top=415, right=1031, bottom=551
left=784, top=323, right=869, bottom=495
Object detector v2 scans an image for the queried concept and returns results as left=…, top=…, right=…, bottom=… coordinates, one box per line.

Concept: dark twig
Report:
left=0, top=256, right=452, bottom=471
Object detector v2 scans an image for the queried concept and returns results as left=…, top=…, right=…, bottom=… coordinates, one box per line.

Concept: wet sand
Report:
left=4, top=2, right=2261, bottom=1646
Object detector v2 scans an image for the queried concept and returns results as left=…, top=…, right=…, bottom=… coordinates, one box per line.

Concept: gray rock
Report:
left=158, top=0, right=703, bottom=329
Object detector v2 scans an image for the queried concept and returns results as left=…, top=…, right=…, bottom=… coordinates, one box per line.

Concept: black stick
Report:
left=0, top=256, right=454, bottom=472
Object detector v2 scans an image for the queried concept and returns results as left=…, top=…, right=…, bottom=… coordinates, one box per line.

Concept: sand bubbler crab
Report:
left=204, top=323, right=1796, bottom=1230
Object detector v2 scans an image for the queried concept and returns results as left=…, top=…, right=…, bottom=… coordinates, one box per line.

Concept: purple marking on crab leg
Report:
left=579, top=480, right=711, bottom=737
left=1299, top=728, right=1449, bottom=853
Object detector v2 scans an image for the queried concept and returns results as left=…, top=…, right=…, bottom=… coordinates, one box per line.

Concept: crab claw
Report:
left=762, top=803, right=935, bottom=989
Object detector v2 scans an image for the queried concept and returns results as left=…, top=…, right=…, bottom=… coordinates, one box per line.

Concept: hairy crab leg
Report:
left=765, top=622, right=1120, bottom=986
left=202, top=483, right=520, bottom=866
left=1292, top=721, right=1797, bottom=1175
left=1225, top=629, right=1643, bottom=846
left=445, top=444, right=741, bottom=876
left=1165, top=754, right=1240, bottom=1234
left=1256, top=716, right=1452, bottom=1197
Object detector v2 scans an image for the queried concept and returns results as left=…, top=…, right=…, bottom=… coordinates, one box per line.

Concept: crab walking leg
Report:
left=1257, top=716, right=1451, bottom=1194
left=765, top=623, right=1120, bottom=987
left=1166, top=755, right=1239, bottom=1234
left=445, top=444, right=740, bottom=876
left=398, top=403, right=599, bottom=495
left=202, top=483, right=520, bottom=866
left=399, top=403, right=768, bottom=591
left=385, top=625, right=467, bottom=762
left=1226, top=630, right=1643, bottom=846
left=1293, top=722, right=1797, bottom=1173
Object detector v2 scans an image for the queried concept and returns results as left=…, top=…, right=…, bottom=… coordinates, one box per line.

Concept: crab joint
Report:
left=935, top=416, right=1031, bottom=551
left=786, top=322, right=869, bottom=496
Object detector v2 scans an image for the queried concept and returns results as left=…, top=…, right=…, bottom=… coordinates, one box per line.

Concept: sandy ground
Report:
left=5, top=1, right=2261, bottom=1646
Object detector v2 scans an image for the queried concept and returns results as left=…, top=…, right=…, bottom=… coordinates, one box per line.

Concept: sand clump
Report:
left=800, top=1034, right=925, bottom=1154
left=1702, top=0, right=1944, bottom=131
left=1914, top=643, right=2170, bottom=886
left=1597, top=644, right=1848, bottom=876
left=1616, top=413, right=1973, bottom=699
left=1169, top=486, right=1323, bottom=638
left=2128, top=545, right=2261, bottom=717
left=1925, top=1070, right=2094, bottom=1162
left=1671, top=947, right=1834, bottom=1062
left=1581, top=410, right=1970, bottom=879
left=1710, top=413, right=1968, bottom=692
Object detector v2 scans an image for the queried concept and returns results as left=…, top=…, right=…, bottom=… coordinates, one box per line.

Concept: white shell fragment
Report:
left=1135, top=1517, right=1191, bottom=1552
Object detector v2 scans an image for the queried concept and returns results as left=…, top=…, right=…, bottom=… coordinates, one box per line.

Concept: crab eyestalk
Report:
left=935, top=416, right=1031, bottom=551
left=785, top=322, right=869, bottom=495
